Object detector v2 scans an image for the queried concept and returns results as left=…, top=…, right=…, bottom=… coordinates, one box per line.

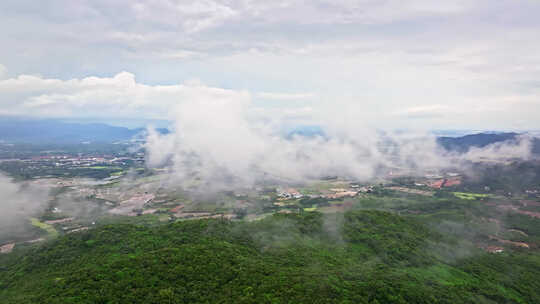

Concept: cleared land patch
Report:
left=30, top=218, right=58, bottom=238
left=453, top=192, right=489, bottom=200
left=388, top=186, right=434, bottom=196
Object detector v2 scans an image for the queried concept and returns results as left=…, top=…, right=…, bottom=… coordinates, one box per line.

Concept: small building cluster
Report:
left=276, top=183, right=373, bottom=201
left=277, top=188, right=303, bottom=199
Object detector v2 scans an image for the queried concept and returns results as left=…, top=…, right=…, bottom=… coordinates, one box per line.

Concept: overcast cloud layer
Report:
left=1, top=0, right=540, bottom=129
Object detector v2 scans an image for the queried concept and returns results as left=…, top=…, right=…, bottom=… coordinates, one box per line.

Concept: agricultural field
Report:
left=453, top=192, right=490, bottom=200
left=30, top=218, right=58, bottom=238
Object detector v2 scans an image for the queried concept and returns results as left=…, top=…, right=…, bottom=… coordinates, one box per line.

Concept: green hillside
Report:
left=1, top=211, right=539, bottom=304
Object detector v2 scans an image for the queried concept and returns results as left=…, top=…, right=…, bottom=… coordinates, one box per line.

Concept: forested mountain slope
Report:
left=1, top=211, right=539, bottom=304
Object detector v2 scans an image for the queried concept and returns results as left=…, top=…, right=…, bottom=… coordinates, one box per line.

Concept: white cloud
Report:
left=396, top=105, right=452, bottom=118
left=1, top=1, right=540, bottom=129
left=257, top=92, right=315, bottom=100
left=0, top=173, right=50, bottom=240
left=159, top=49, right=206, bottom=59
left=144, top=93, right=432, bottom=189
left=131, top=0, right=238, bottom=33
left=0, top=71, right=249, bottom=120
left=0, top=66, right=539, bottom=130
left=144, top=83, right=535, bottom=192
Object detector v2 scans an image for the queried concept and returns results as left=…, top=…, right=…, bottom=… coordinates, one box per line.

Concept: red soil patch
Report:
left=444, top=178, right=461, bottom=187
left=428, top=179, right=445, bottom=189
left=427, top=178, right=462, bottom=189
left=0, top=243, right=15, bottom=254
left=169, top=204, right=185, bottom=213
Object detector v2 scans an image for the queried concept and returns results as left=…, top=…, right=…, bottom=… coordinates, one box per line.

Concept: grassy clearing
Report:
left=246, top=213, right=273, bottom=221
left=300, top=181, right=350, bottom=194
left=453, top=192, right=489, bottom=200
left=30, top=218, right=58, bottom=238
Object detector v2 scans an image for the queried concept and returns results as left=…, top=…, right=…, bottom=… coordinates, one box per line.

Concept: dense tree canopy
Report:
left=1, top=211, right=539, bottom=303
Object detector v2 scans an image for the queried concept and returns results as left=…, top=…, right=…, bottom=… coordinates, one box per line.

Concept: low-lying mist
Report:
left=144, top=95, right=536, bottom=191
left=0, top=173, right=50, bottom=243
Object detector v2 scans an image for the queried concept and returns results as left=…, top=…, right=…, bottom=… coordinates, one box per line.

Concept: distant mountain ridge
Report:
left=437, top=132, right=540, bottom=155
left=1, top=118, right=538, bottom=154
left=0, top=118, right=169, bottom=144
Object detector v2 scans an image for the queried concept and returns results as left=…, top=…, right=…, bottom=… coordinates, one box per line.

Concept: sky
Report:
left=1, top=0, right=540, bottom=130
